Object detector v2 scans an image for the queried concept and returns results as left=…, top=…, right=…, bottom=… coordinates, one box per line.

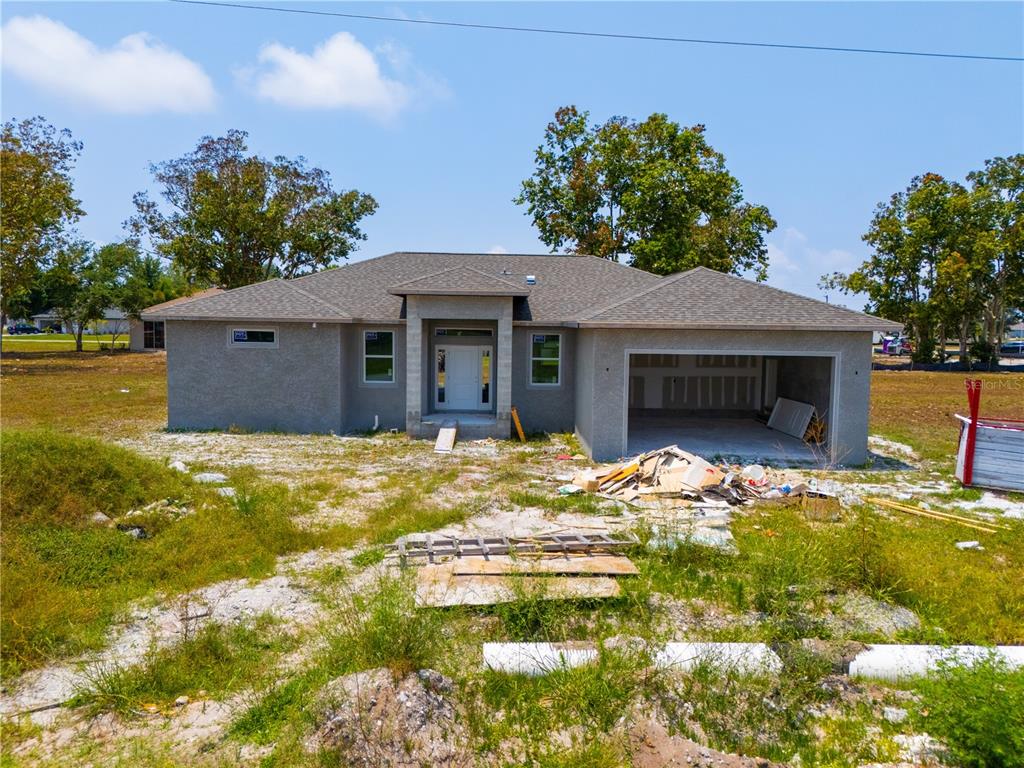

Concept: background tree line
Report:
left=822, top=156, right=1023, bottom=366
left=1, top=118, right=377, bottom=350
left=3, top=110, right=1019, bottom=359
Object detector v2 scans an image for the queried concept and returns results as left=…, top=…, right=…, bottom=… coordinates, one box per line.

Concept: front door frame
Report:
left=435, top=343, right=493, bottom=411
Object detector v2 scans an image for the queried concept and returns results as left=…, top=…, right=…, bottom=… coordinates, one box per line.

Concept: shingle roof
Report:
left=388, top=266, right=530, bottom=297
left=578, top=266, right=901, bottom=331
left=146, top=252, right=897, bottom=331
left=142, top=287, right=223, bottom=313
left=289, top=252, right=660, bottom=323
left=146, top=279, right=348, bottom=321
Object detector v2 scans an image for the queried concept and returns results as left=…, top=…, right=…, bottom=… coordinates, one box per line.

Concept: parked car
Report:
left=6, top=323, right=42, bottom=335
left=1000, top=340, right=1024, bottom=357
left=881, top=335, right=913, bottom=356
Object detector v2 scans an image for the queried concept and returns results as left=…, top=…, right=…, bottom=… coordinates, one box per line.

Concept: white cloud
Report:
left=487, top=245, right=509, bottom=254
left=246, top=32, right=414, bottom=118
left=0, top=15, right=216, bottom=113
left=761, top=226, right=862, bottom=304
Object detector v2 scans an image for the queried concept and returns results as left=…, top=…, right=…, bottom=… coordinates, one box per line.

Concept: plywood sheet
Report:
left=446, top=554, right=638, bottom=577
left=416, top=571, right=621, bottom=607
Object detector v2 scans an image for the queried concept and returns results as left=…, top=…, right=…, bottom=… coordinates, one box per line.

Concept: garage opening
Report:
left=626, top=352, right=833, bottom=464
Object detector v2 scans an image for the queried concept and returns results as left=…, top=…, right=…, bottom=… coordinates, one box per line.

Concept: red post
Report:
left=963, top=379, right=982, bottom=485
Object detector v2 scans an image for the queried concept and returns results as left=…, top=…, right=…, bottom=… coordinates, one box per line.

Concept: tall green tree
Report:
left=130, top=130, right=378, bottom=289
left=41, top=241, right=139, bottom=351
left=967, top=154, right=1024, bottom=355
left=824, top=158, right=1023, bottom=366
left=515, top=106, right=776, bottom=277
left=0, top=117, right=84, bottom=327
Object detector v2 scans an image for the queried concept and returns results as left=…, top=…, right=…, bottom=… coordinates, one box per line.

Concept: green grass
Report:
left=508, top=488, right=607, bottom=516
left=469, top=645, right=653, bottom=763
left=913, top=654, right=1024, bottom=768
left=72, top=617, right=293, bottom=717
left=0, top=352, right=167, bottom=438
left=1, top=333, right=130, bottom=353
left=635, top=501, right=1024, bottom=644
left=0, top=430, right=327, bottom=677
left=229, top=575, right=446, bottom=747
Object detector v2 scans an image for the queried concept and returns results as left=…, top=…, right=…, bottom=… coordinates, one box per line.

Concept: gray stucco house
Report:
left=143, top=251, right=899, bottom=463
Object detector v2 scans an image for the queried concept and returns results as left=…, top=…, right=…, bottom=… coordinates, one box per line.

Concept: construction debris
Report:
left=866, top=496, right=1005, bottom=534
left=387, top=533, right=640, bottom=608
left=572, top=445, right=819, bottom=507
left=954, top=378, right=1024, bottom=493
left=388, top=532, right=638, bottom=566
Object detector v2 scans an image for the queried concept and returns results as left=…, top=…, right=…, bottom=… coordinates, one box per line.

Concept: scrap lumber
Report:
left=511, top=406, right=526, bottom=443
left=866, top=496, right=1001, bottom=534
left=866, top=496, right=1006, bottom=529
left=434, top=420, right=457, bottom=453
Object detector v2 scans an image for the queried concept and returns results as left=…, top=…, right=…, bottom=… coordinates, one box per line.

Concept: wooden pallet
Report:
left=388, top=532, right=639, bottom=567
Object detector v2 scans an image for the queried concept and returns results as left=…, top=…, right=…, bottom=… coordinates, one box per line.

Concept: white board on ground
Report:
left=767, top=397, right=816, bottom=440
left=434, top=420, right=457, bottom=453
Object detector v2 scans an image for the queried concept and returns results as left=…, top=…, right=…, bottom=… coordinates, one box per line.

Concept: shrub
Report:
left=915, top=654, right=1024, bottom=768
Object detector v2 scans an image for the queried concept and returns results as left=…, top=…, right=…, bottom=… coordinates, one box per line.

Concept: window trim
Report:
left=227, top=326, right=278, bottom=349
left=143, top=320, right=165, bottom=350
left=528, top=332, right=562, bottom=387
left=434, top=326, right=494, bottom=337
left=362, top=328, right=396, bottom=385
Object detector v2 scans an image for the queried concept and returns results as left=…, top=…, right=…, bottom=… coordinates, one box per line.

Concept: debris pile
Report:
left=387, top=533, right=640, bottom=607
left=570, top=445, right=819, bottom=506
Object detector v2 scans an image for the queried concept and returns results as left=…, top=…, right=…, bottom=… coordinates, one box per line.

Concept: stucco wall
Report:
left=166, top=320, right=343, bottom=433
left=576, top=329, right=873, bottom=463
left=342, top=324, right=406, bottom=432
left=512, top=327, right=576, bottom=434
left=573, top=329, right=596, bottom=456
left=129, top=319, right=145, bottom=352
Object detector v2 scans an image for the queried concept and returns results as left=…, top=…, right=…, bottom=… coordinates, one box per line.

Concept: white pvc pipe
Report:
left=849, top=644, right=1024, bottom=681
left=655, top=643, right=782, bottom=675
left=483, top=641, right=782, bottom=676
left=483, top=642, right=597, bottom=676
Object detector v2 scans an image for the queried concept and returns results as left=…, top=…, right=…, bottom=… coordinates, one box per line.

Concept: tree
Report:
left=130, top=130, right=378, bottom=289
left=0, top=117, right=84, bottom=327
left=515, top=106, right=776, bottom=277
left=967, top=154, right=1024, bottom=356
left=823, top=159, right=1023, bottom=367
left=822, top=173, right=971, bottom=363
left=41, top=241, right=138, bottom=351
left=121, top=255, right=187, bottom=319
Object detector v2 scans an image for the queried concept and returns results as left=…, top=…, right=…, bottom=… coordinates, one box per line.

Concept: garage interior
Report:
left=626, top=353, right=833, bottom=464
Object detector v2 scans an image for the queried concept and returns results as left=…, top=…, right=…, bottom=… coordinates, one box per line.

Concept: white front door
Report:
left=436, top=345, right=491, bottom=410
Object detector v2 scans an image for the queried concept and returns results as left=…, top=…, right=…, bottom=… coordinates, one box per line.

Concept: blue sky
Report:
left=2, top=1, right=1022, bottom=308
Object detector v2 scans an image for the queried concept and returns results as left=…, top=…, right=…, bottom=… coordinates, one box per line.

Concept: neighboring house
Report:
left=143, top=252, right=900, bottom=462
left=32, top=308, right=127, bottom=335
left=129, top=289, right=223, bottom=351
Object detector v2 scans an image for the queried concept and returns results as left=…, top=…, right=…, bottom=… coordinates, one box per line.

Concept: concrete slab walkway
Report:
left=627, top=416, right=821, bottom=466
